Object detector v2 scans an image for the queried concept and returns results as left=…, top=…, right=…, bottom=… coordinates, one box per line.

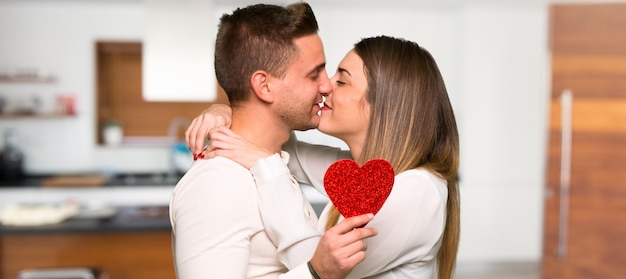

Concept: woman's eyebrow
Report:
left=337, top=67, right=351, bottom=77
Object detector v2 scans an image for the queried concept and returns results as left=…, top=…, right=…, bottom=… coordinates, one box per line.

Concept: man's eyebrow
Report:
left=307, top=63, right=326, bottom=76
left=337, top=67, right=351, bottom=77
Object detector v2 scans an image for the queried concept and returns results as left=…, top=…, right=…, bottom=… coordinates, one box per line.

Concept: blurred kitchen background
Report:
left=1, top=0, right=625, bottom=278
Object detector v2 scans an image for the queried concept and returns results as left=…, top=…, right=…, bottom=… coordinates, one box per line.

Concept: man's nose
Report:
left=319, top=76, right=332, bottom=95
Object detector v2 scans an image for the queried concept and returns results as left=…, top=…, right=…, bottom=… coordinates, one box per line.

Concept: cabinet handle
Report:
left=557, top=89, right=573, bottom=260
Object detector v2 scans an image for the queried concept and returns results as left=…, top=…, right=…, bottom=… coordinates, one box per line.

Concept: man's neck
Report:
left=230, top=107, right=290, bottom=154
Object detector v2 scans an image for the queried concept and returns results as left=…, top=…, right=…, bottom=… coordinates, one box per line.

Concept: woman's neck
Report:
left=345, top=139, right=364, bottom=163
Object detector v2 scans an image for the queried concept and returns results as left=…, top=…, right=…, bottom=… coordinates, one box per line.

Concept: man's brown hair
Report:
left=214, top=2, right=319, bottom=107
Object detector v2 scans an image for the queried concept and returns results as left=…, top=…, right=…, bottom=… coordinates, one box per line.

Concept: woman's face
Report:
left=318, top=49, right=370, bottom=147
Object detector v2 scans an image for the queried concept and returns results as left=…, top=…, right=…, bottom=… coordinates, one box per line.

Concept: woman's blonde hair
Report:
left=324, top=36, right=460, bottom=279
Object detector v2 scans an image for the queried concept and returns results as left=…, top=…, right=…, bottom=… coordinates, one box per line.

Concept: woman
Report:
left=189, top=35, right=460, bottom=279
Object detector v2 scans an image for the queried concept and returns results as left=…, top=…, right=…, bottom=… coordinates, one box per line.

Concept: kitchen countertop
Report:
left=0, top=174, right=176, bottom=234
left=0, top=205, right=171, bottom=234
left=0, top=174, right=330, bottom=234
left=0, top=173, right=181, bottom=211
left=0, top=172, right=184, bottom=188
left=0, top=185, right=175, bottom=210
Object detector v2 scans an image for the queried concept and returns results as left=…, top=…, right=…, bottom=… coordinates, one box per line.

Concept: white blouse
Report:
left=253, top=137, right=448, bottom=278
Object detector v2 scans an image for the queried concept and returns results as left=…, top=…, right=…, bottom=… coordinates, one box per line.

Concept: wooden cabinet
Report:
left=0, top=231, right=175, bottom=279
left=95, top=42, right=229, bottom=144
left=543, top=3, right=626, bottom=279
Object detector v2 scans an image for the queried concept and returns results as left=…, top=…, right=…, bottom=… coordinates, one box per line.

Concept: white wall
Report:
left=0, top=1, right=171, bottom=174
left=454, top=6, right=548, bottom=262
left=0, top=0, right=549, bottom=263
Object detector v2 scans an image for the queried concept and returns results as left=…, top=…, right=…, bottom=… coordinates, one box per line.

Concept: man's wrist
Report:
left=307, top=260, right=322, bottom=279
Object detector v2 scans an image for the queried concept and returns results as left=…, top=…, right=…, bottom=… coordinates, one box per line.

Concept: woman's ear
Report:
left=250, top=71, right=274, bottom=103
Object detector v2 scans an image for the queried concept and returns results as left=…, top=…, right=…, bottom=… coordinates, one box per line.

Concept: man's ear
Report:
left=250, top=71, right=274, bottom=103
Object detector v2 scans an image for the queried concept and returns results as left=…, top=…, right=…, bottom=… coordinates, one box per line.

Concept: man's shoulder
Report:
left=191, top=156, right=248, bottom=173
left=176, top=157, right=251, bottom=186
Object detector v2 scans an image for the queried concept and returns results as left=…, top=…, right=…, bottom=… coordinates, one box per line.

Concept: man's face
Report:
left=274, top=33, right=331, bottom=131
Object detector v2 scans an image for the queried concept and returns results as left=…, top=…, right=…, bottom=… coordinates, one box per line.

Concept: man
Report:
left=169, top=3, right=376, bottom=278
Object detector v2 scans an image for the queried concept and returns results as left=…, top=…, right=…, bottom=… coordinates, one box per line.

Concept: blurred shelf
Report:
left=0, top=75, right=55, bottom=83
left=0, top=113, right=75, bottom=119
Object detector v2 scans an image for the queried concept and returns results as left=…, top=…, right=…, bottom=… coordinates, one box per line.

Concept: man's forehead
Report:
left=292, top=34, right=326, bottom=73
left=294, top=34, right=324, bottom=53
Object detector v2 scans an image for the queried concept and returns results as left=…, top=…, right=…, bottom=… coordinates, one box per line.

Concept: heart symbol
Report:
left=324, top=159, right=394, bottom=218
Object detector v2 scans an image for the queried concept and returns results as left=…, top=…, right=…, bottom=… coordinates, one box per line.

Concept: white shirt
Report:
left=170, top=136, right=447, bottom=278
left=169, top=156, right=318, bottom=278
left=256, top=137, right=448, bottom=278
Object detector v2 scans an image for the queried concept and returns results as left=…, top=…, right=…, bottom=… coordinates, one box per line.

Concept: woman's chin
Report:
left=318, top=113, right=339, bottom=135
left=317, top=123, right=338, bottom=139
left=317, top=120, right=331, bottom=135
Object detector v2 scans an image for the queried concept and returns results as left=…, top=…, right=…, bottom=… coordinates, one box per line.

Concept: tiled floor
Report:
left=455, top=262, right=540, bottom=279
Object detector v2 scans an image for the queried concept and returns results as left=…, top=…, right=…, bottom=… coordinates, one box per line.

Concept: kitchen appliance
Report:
left=172, top=140, right=193, bottom=174
left=0, top=128, right=24, bottom=183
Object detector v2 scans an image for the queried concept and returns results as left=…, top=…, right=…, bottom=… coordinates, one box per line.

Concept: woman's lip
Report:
left=321, top=102, right=332, bottom=110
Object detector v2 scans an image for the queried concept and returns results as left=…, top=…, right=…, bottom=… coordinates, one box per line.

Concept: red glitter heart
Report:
left=324, top=159, right=394, bottom=218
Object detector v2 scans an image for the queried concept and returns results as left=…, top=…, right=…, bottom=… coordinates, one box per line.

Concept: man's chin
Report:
left=294, top=122, right=318, bottom=131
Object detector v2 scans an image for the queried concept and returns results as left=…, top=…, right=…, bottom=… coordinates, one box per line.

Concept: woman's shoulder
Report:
left=394, top=168, right=447, bottom=199
left=396, top=168, right=445, bottom=185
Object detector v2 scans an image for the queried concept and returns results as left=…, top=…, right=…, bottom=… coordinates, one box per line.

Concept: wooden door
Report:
left=543, top=3, right=626, bottom=279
